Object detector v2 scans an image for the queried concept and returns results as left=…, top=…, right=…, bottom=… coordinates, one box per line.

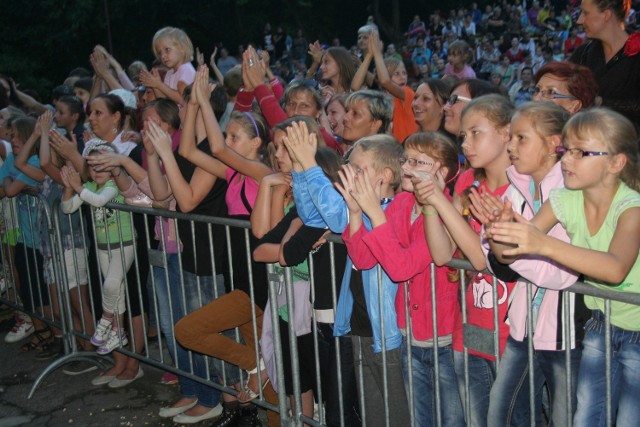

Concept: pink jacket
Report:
left=482, top=162, right=580, bottom=350
left=361, top=192, right=460, bottom=341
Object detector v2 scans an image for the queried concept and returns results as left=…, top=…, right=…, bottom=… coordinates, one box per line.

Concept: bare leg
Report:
left=118, top=315, right=145, bottom=380
left=70, top=285, right=94, bottom=351
left=47, top=283, right=61, bottom=337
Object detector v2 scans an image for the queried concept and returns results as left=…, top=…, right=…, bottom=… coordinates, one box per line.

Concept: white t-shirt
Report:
left=164, top=62, right=196, bottom=90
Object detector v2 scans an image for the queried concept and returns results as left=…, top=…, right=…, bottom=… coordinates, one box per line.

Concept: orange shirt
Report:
left=391, top=86, right=418, bottom=143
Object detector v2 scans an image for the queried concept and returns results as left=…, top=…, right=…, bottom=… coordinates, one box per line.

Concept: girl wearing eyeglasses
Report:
left=413, top=94, right=516, bottom=427
left=471, top=102, right=583, bottom=426
left=489, top=108, right=640, bottom=426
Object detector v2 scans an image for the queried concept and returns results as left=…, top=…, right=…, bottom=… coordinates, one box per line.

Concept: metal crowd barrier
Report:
left=1, top=196, right=638, bottom=427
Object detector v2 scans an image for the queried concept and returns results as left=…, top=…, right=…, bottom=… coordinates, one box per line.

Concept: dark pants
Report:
left=317, top=323, right=361, bottom=427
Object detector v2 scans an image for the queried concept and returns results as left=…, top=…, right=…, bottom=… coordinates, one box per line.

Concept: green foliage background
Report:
left=1, top=0, right=448, bottom=100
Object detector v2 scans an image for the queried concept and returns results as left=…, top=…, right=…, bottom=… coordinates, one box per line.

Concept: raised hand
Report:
left=349, top=167, right=384, bottom=218
left=196, top=47, right=205, bottom=67
left=90, top=50, right=111, bottom=78
left=145, top=120, right=173, bottom=159
left=40, top=110, right=53, bottom=135
left=282, top=120, right=317, bottom=170
left=32, top=115, right=43, bottom=139
left=210, top=46, right=218, bottom=69
left=320, top=84, right=336, bottom=106
left=139, top=68, right=162, bottom=89
left=368, top=30, right=383, bottom=54
left=259, top=49, right=270, bottom=69
left=242, top=46, right=266, bottom=90
left=94, top=44, right=109, bottom=57
left=60, top=165, right=71, bottom=188
left=194, top=65, right=213, bottom=105
left=409, top=165, right=445, bottom=207
left=334, top=164, right=362, bottom=215
left=469, top=187, right=511, bottom=226
left=308, top=41, right=324, bottom=64
left=49, top=129, right=78, bottom=160
left=61, top=164, right=82, bottom=191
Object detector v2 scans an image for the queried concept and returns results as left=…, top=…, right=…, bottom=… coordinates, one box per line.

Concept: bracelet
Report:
left=421, top=206, right=438, bottom=216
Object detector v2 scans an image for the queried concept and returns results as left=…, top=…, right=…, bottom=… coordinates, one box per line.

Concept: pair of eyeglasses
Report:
left=399, top=157, right=433, bottom=167
left=533, top=86, right=576, bottom=100
left=446, top=94, right=472, bottom=106
left=555, top=146, right=609, bottom=159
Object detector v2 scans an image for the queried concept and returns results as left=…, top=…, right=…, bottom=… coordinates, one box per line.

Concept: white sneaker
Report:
left=4, top=318, right=35, bottom=343
left=96, top=329, right=128, bottom=355
left=91, top=317, right=113, bottom=346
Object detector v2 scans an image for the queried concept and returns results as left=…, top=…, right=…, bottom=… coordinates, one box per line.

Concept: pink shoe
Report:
left=125, top=192, right=153, bottom=208
left=161, top=371, right=178, bottom=385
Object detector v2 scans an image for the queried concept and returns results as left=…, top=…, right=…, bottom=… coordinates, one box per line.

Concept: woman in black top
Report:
left=570, top=0, right=640, bottom=131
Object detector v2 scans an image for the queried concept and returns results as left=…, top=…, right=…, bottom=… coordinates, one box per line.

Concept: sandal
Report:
left=21, top=329, right=53, bottom=352
left=238, top=358, right=270, bottom=404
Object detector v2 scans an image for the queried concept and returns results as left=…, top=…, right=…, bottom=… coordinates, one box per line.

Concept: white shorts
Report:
left=64, top=248, right=88, bottom=289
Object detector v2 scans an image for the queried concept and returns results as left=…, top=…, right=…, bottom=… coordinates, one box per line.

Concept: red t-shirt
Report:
left=452, top=168, right=515, bottom=360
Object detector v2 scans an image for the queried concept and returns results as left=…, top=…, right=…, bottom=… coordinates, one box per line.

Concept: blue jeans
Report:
left=488, top=336, right=580, bottom=427
left=574, top=310, right=640, bottom=427
left=403, top=342, right=464, bottom=427
left=454, top=351, right=496, bottom=427
left=152, top=254, right=224, bottom=408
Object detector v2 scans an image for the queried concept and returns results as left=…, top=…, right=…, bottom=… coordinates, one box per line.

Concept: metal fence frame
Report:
left=1, top=196, right=638, bottom=427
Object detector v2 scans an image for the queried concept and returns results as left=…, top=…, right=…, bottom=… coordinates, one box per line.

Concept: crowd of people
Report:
left=1, top=0, right=640, bottom=426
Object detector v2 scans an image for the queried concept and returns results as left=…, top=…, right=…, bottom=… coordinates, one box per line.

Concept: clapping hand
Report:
left=242, top=46, right=266, bottom=91
left=196, top=47, right=205, bottom=67
left=39, top=110, right=53, bottom=135
left=410, top=162, right=445, bottom=206
left=368, top=30, right=384, bottom=54
left=210, top=46, right=218, bottom=69
left=49, top=129, right=78, bottom=160
left=489, top=213, right=545, bottom=257
left=282, top=121, right=317, bottom=170
left=139, top=68, right=162, bottom=89
left=194, top=65, right=214, bottom=106
left=61, top=164, right=82, bottom=192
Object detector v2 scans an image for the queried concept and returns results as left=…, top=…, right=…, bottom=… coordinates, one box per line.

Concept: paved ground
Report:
left=0, top=305, right=267, bottom=427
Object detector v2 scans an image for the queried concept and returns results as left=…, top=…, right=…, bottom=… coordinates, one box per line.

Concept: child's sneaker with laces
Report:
left=4, top=316, right=34, bottom=343
left=96, top=329, right=128, bottom=355
left=91, top=317, right=113, bottom=346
